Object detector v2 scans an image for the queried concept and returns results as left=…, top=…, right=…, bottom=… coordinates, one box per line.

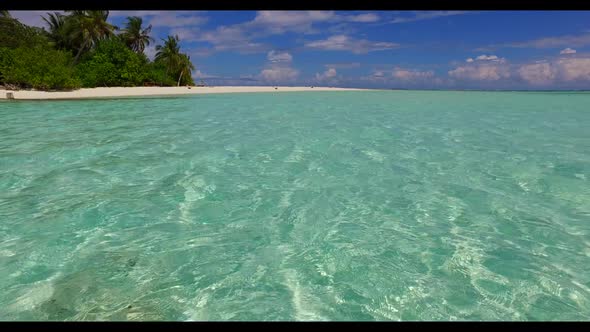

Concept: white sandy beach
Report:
left=0, top=86, right=368, bottom=100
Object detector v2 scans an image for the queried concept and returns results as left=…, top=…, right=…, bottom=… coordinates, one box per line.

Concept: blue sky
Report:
left=10, top=10, right=590, bottom=89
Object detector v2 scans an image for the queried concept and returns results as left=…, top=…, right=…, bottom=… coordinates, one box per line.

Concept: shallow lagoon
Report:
left=1, top=91, right=589, bottom=320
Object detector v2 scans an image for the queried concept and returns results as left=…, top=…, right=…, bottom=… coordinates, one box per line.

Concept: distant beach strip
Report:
left=0, top=86, right=370, bottom=100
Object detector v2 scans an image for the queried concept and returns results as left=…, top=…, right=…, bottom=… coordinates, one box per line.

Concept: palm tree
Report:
left=120, top=16, right=154, bottom=54
left=64, top=10, right=117, bottom=63
left=0, top=10, right=11, bottom=18
left=42, top=12, right=68, bottom=50
left=155, top=35, right=195, bottom=86
left=155, top=35, right=181, bottom=78
left=176, top=54, right=195, bottom=86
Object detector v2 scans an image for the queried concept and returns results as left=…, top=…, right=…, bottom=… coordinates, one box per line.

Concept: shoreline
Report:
left=0, top=86, right=371, bottom=101
left=2, top=86, right=581, bottom=101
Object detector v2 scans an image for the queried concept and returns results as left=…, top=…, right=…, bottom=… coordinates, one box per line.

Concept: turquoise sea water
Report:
left=1, top=91, right=589, bottom=321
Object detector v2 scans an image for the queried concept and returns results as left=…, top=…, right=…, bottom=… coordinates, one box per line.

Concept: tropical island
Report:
left=0, top=10, right=195, bottom=91
left=0, top=10, right=362, bottom=100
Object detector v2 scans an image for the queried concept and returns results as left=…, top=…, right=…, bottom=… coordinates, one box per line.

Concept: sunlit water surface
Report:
left=1, top=91, right=589, bottom=320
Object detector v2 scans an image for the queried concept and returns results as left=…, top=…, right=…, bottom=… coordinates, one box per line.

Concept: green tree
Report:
left=144, top=61, right=176, bottom=86
left=0, top=14, right=63, bottom=88
left=63, top=10, right=117, bottom=63
left=0, top=14, right=50, bottom=49
left=155, top=35, right=195, bottom=86
left=76, top=38, right=148, bottom=87
left=155, top=35, right=180, bottom=77
left=0, top=46, right=80, bottom=90
left=42, top=12, right=71, bottom=50
left=176, top=54, right=195, bottom=86
left=0, top=11, right=195, bottom=91
left=120, top=16, right=154, bottom=54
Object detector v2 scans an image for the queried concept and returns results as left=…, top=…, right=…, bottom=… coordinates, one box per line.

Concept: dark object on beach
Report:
left=187, top=86, right=191, bottom=89
left=311, top=86, right=314, bottom=88
left=6, top=92, right=14, bottom=100
left=275, top=87, right=278, bottom=90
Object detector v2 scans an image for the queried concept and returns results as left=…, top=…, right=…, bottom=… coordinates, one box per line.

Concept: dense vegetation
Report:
left=0, top=10, right=195, bottom=90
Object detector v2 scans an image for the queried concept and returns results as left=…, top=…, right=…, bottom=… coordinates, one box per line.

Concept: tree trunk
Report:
left=177, top=69, right=184, bottom=87
left=162, top=66, right=169, bottom=86
left=73, top=40, right=88, bottom=65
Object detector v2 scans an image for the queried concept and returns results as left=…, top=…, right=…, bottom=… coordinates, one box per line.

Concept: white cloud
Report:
left=174, top=25, right=269, bottom=54
left=448, top=62, right=511, bottom=81
left=254, top=11, right=335, bottom=25
left=325, top=62, right=361, bottom=69
left=168, top=28, right=199, bottom=41
left=10, top=10, right=208, bottom=30
left=449, top=54, right=510, bottom=81
left=516, top=57, right=590, bottom=85
left=362, top=68, right=438, bottom=85
left=476, top=54, right=500, bottom=61
left=110, top=11, right=209, bottom=29
left=109, top=11, right=162, bottom=18
left=267, top=51, right=293, bottom=63
left=448, top=66, right=509, bottom=81
left=147, top=12, right=208, bottom=28
left=392, top=68, right=434, bottom=80
left=518, top=62, right=557, bottom=85
left=387, top=11, right=469, bottom=24
left=259, top=50, right=299, bottom=83
left=213, top=41, right=267, bottom=54
left=361, top=70, right=387, bottom=83
left=259, top=67, right=300, bottom=82
left=456, top=54, right=590, bottom=86
left=556, top=57, right=590, bottom=81
left=560, top=48, right=577, bottom=55
left=372, top=71, right=386, bottom=78
left=170, top=12, right=311, bottom=55
left=305, top=35, right=399, bottom=54
left=469, top=54, right=506, bottom=63
left=492, top=33, right=590, bottom=49
left=174, top=25, right=236, bottom=42
left=251, top=11, right=380, bottom=32
left=252, top=11, right=336, bottom=34
left=315, top=68, right=338, bottom=81
left=190, top=48, right=215, bottom=57
left=145, top=44, right=157, bottom=61
left=192, top=70, right=215, bottom=79
left=345, top=13, right=380, bottom=23
left=170, top=11, right=381, bottom=57
left=325, top=68, right=337, bottom=78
